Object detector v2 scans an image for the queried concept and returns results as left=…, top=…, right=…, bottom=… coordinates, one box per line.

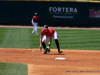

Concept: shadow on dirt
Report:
left=47, top=54, right=65, bottom=55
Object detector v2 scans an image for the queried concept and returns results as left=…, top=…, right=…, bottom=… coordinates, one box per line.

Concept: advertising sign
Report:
left=48, top=7, right=79, bottom=19
left=89, top=8, right=100, bottom=18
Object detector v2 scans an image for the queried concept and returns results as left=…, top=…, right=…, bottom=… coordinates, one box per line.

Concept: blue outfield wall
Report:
left=0, top=1, right=100, bottom=27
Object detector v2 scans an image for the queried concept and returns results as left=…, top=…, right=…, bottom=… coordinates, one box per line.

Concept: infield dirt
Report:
left=0, top=48, right=100, bottom=75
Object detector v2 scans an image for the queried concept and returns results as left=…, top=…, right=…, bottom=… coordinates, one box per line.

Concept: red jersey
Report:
left=41, top=28, right=55, bottom=37
left=32, top=16, right=39, bottom=23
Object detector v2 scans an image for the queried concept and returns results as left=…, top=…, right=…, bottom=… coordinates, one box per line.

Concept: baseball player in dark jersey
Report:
left=39, top=25, right=62, bottom=54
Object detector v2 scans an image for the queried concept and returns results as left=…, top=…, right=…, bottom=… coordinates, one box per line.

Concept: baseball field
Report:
left=0, top=25, right=100, bottom=75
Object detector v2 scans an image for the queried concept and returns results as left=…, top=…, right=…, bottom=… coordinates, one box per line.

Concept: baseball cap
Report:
left=35, top=13, right=37, bottom=14
left=44, top=25, right=48, bottom=28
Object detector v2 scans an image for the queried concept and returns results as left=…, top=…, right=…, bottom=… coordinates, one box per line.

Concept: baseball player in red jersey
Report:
left=39, top=25, right=62, bottom=54
left=31, top=13, right=39, bottom=35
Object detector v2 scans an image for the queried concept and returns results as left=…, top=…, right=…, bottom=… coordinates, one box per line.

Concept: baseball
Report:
left=32, top=50, right=35, bottom=52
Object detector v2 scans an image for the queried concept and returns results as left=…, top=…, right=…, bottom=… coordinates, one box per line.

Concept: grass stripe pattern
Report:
left=0, top=27, right=100, bottom=50
left=0, top=63, right=28, bottom=75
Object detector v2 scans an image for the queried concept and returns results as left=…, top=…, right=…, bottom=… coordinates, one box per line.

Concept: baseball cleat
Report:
left=58, top=50, right=63, bottom=54
left=42, top=50, right=47, bottom=54
left=32, top=32, right=34, bottom=34
left=47, top=49, right=50, bottom=53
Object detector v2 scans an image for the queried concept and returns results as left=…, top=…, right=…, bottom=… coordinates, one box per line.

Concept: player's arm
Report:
left=39, top=33, right=43, bottom=51
left=31, top=19, right=33, bottom=25
left=32, top=16, right=34, bottom=25
left=47, top=38, right=52, bottom=48
left=40, top=36, right=43, bottom=47
left=39, top=37, right=42, bottom=50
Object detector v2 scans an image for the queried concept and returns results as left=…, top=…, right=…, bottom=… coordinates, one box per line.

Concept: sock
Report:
left=42, top=43, right=46, bottom=50
left=55, top=39, right=60, bottom=52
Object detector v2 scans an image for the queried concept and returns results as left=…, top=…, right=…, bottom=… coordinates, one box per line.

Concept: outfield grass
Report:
left=0, top=62, right=28, bottom=75
left=0, top=27, right=100, bottom=50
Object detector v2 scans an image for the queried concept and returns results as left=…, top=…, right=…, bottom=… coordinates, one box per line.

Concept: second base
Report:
left=55, top=57, right=66, bottom=60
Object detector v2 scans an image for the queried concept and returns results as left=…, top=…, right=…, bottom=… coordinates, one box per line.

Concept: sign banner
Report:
left=48, top=7, right=79, bottom=19
left=89, top=8, right=100, bottom=18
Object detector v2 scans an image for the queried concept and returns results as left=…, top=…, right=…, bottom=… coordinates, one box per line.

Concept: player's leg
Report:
left=35, top=23, right=38, bottom=35
left=32, top=23, right=34, bottom=34
left=53, top=31, right=62, bottom=54
left=32, top=23, right=35, bottom=34
left=42, top=36, right=46, bottom=50
left=53, top=31, right=60, bottom=51
left=34, top=23, right=37, bottom=33
left=42, top=36, right=49, bottom=54
left=42, top=35, right=49, bottom=50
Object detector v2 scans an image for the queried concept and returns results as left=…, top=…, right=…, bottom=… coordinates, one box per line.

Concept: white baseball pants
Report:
left=32, top=22, right=38, bottom=34
left=42, top=31, right=57, bottom=43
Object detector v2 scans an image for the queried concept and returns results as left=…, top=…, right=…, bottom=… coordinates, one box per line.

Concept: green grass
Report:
left=0, top=62, right=28, bottom=75
left=57, top=29, right=100, bottom=50
left=0, top=27, right=41, bottom=48
left=0, top=27, right=100, bottom=50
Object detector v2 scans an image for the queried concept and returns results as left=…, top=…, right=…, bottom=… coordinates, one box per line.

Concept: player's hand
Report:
left=39, top=47, right=42, bottom=51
